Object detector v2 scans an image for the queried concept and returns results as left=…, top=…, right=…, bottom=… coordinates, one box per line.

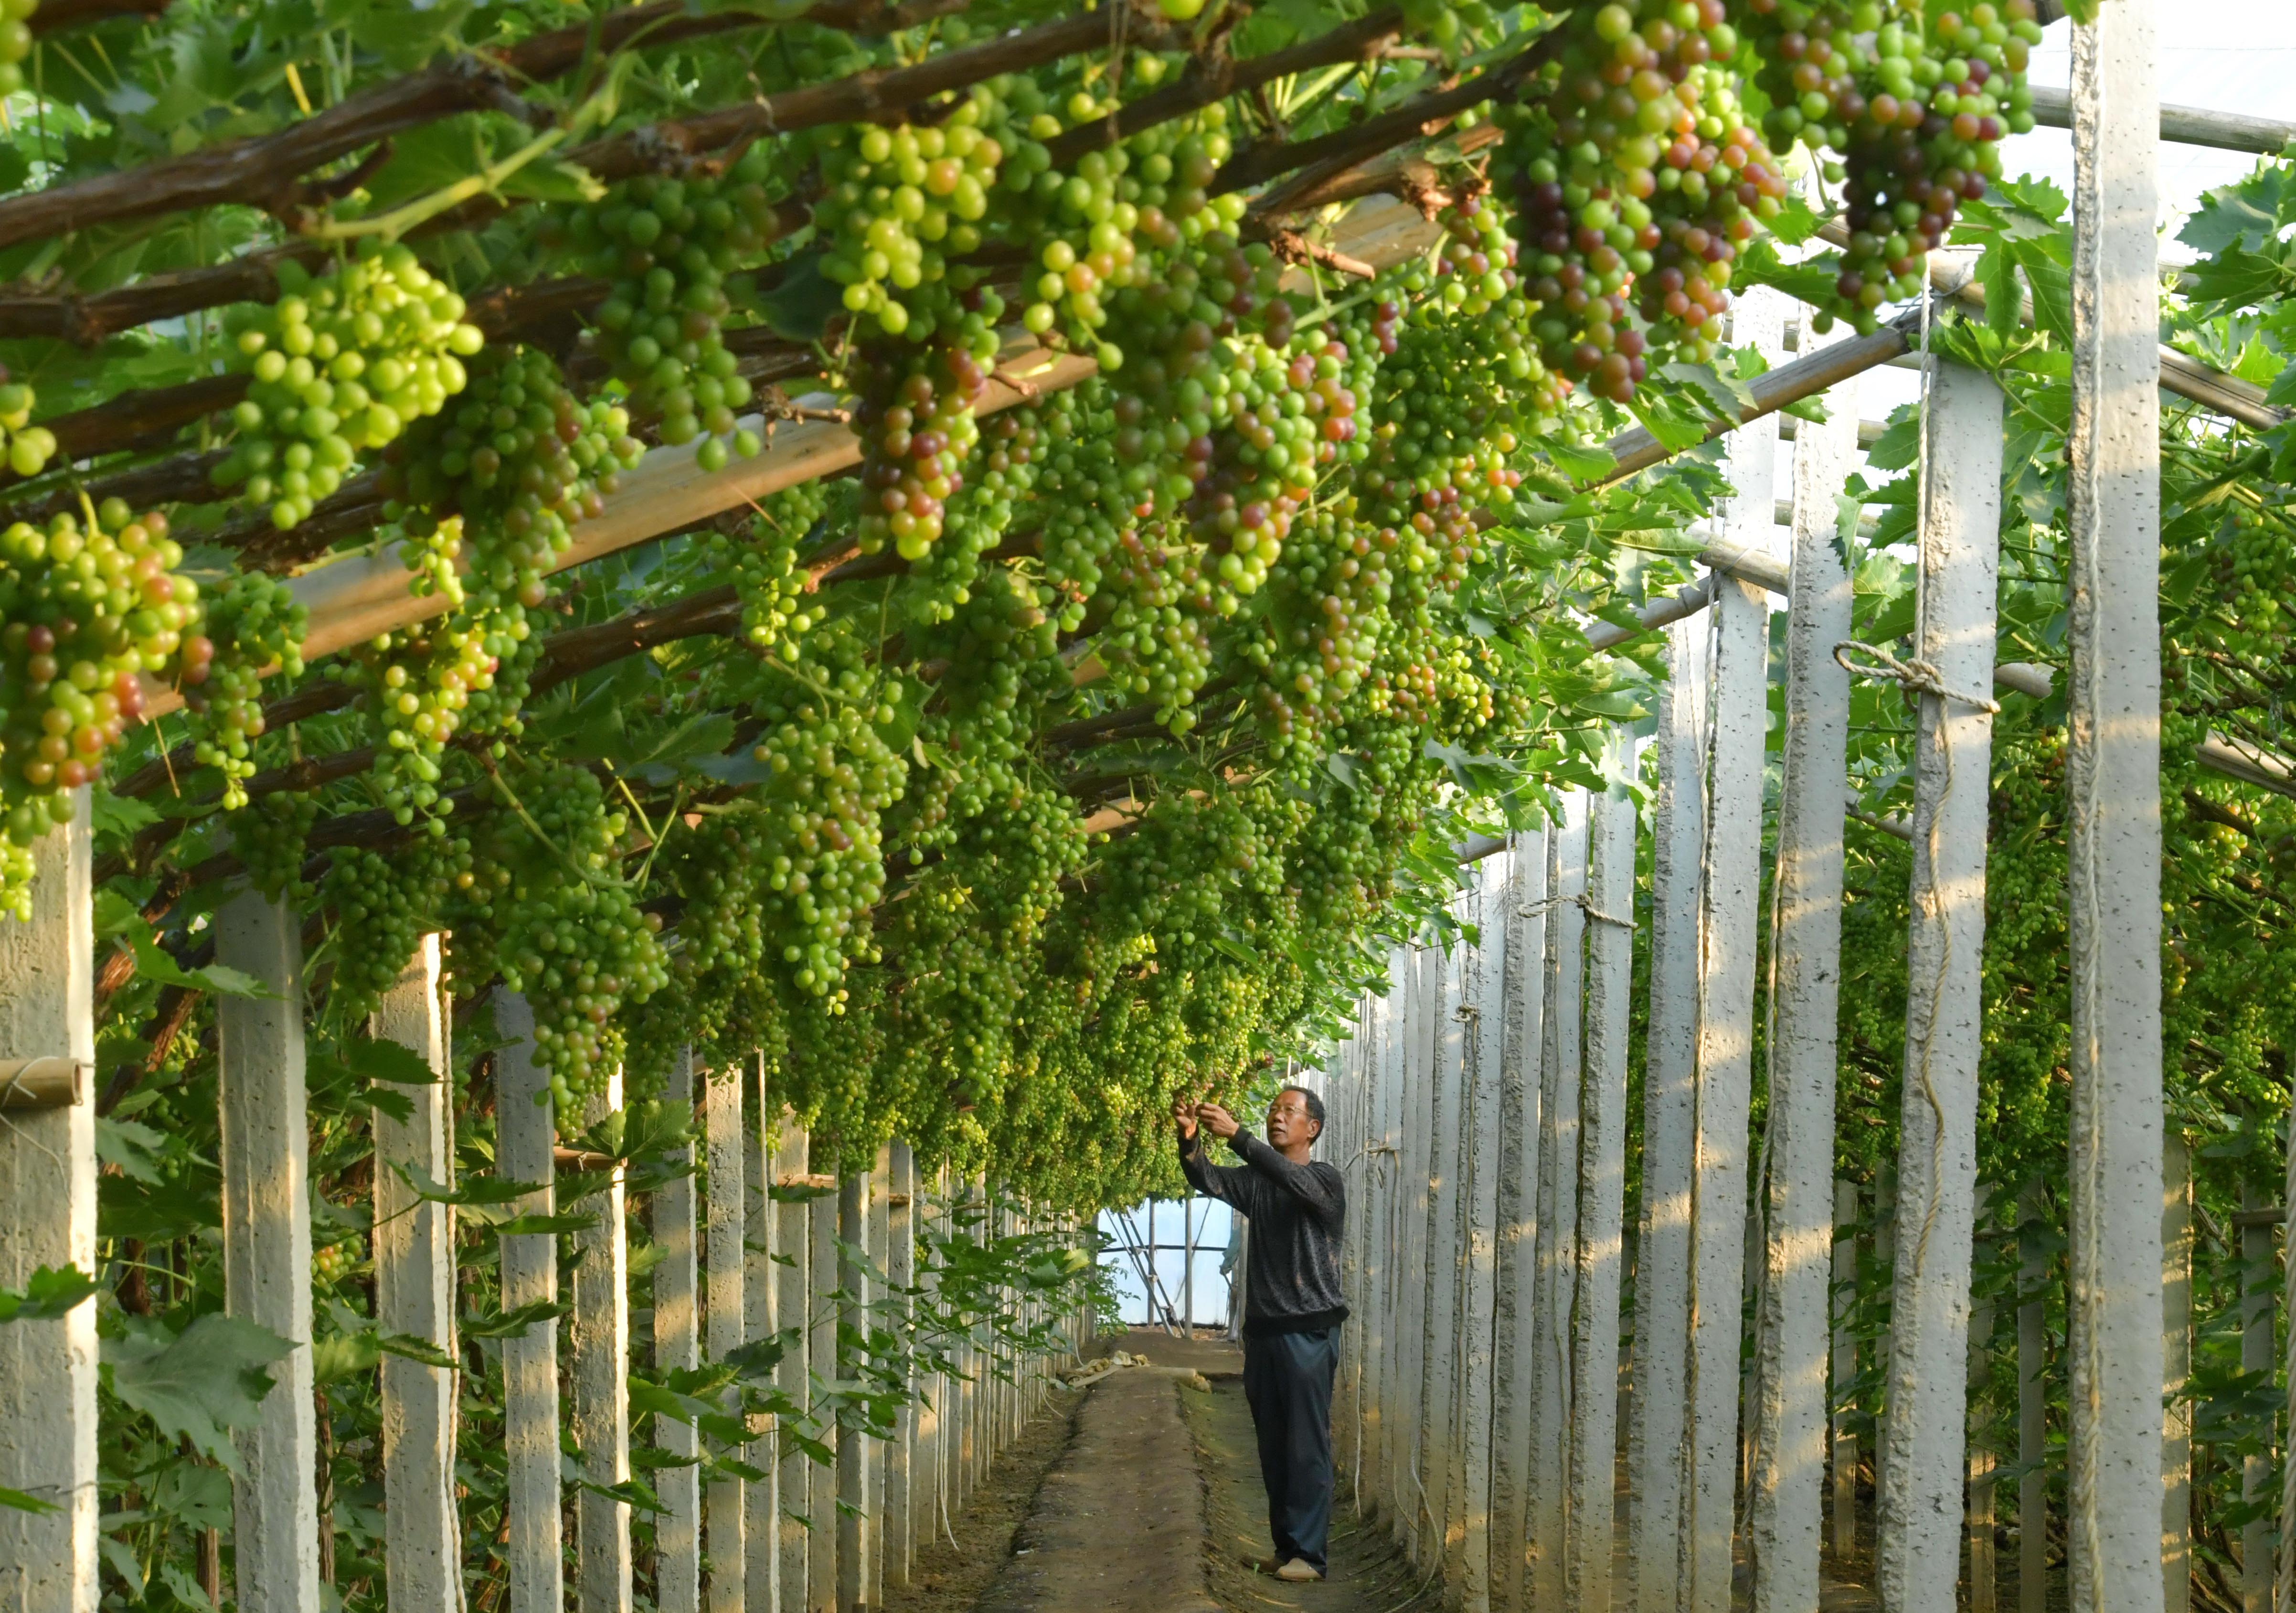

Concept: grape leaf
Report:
left=0, top=1263, right=99, bottom=1323
left=105, top=1313, right=296, bottom=1469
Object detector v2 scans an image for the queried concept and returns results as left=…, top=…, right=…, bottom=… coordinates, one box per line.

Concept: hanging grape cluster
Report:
left=213, top=244, right=484, bottom=530
left=0, top=372, right=55, bottom=479
left=573, top=150, right=777, bottom=461
left=182, top=571, right=307, bottom=809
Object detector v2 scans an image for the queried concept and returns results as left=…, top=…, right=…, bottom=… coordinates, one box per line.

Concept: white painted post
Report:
left=1749, top=319, right=1859, bottom=1613
left=1874, top=358, right=2003, bottom=1613
left=1376, top=948, right=1412, bottom=1536
left=656, top=1051, right=702, bottom=1613
left=1394, top=949, right=1435, bottom=1561
left=1832, top=1181, right=1859, bottom=1563
left=887, top=1141, right=916, bottom=1589
left=1569, top=746, right=1636, bottom=1613
left=2162, top=1136, right=2191, bottom=1613
left=572, top=1069, right=633, bottom=1613
left=776, top=1118, right=813, bottom=1613
left=911, top=1170, right=942, bottom=1566
left=1632, top=611, right=1711, bottom=1613
left=0, top=797, right=96, bottom=1610
left=495, top=994, right=562, bottom=1613
left=2067, top=2, right=2166, bottom=1610
left=2240, top=1181, right=2272, bottom=1613
left=810, top=1145, right=839, bottom=1613
left=213, top=888, right=319, bottom=1613
left=1492, top=836, right=1546, bottom=1613
left=867, top=1143, right=890, bottom=1611
left=1530, top=792, right=1587, bottom=1610
left=371, top=936, right=460, bottom=1613
left=837, top=1167, right=871, bottom=1613
left=1458, top=855, right=1507, bottom=1613
left=706, top=1062, right=747, bottom=1613
left=745, top=1068, right=779, bottom=1613
left=2020, top=1185, right=2049, bottom=1613
left=1683, top=575, right=1771, bottom=1613
left=1426, top=933, right=1466, bottom=1576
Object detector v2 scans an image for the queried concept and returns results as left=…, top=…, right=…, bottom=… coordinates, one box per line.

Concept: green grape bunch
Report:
left=0, top=502, right=203, bottom=905
left=573, top=151, right=777, bottom=463
left=0, top=370, right=56, bottom=478
left=703, top=481, right=833, bottom=658
left=213, top=242, right=485, bottom=530
left=184, top=570, right=308, bottom=810
left=238, top=790, right=320, bottom=907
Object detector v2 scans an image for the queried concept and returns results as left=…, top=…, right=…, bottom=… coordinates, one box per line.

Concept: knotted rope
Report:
left=1832, top=639, right=1999, bottom=713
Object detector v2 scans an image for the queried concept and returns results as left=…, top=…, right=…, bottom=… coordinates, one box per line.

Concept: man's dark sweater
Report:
left=1179, top=1126, right=1348, bottom=1336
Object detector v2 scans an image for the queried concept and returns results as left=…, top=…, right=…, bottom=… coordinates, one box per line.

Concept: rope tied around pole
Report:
left=1519, top=891, right=1636, bottom=930
left=1831, top=639, right=2000, bottom=714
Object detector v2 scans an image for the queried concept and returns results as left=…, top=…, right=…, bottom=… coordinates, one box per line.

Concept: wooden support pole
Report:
left=887, top=1141, right=917, bottom=1589
left=1634, top=614, right=1710, bottom=1613
left=777, top=1118, right=813, bottom=1613
left=213, top=887, right=319, bottom=1613
left=371, top=936, right=460, bottom=1613
left=1569, top=744, right=1636, bottom=1613
left=1750, top=317, right=1859, bottom=1613
left=0, top=796, right=95, bottom=1608
left=837, top=1167, right=872, bottom=1613
left=2240, top=1179, right=2274, bottom=1613
left=2066, top=4, right=2167, bottom=1610
left=745, top=1069, right=780, bottom=1613
left=495, top=995, right=562, bottom=1613
left=1874, top=358, right=2004, bottom=1613
left=1492, top=838, right=1546, bottom=1613
left=705, top=1061, right=747, bottom=1613
left=2162, top=1136, right=2191, bottom=1613
left=1457, top=854, right=1508, bottom=1613
left=1530, top=794, right=1588, bottom=1607
left=656, top=1051, right=702, bottom=1613
left=1685, top=575, right=1770, bottom=1613
left=1832, top=1181, right=1859, bottom=1564
left=2020, top=1184, right=2050, bottom=1613
left=572, top=1069, right=634, bottom=1613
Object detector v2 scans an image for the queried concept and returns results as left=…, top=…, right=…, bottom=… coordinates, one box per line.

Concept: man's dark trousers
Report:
left=1242, top=1327, right=1339, bottom=1572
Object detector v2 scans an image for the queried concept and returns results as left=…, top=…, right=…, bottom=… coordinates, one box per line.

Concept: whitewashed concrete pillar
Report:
left=495, top=995, right=561, bottom=1613
left=887, top=1141, right=917, bottom=1589
left=1491, top=835, right=1546, bottom=1613
left=1832, top=1181, right=1860, bottom=1563
left=2020, top=1186, right=2050, bottom=1613
left=866, top=1146, right=890, bottom=1611
left=1632, top=612, right=1710, bottom=1613
left=1569, top=747, right=1637, bottom=1613
left=1683, top=577, right=1770, bottom=1613
left=656, top=1051, right=702, bottom=1613
left=1374, top=949, right=1410, bottom=1533
left=706, top=1063, right=746, bottom=1613
left=372, top=937, right=459, bottom=1612
left=1395, top=949, right=1435, bottom=1560
left=744, top=1068, right=779, bottom=1613
left=1457, top=855, right=1508, bottom=1613
left=1530, top=792, right=1587, bottom=1608
left=1750, top=344, right=1859, bottom=1613
left=836, top=1166, right=870, bottom=1613
left=809, top=1144, right=839, bottom=1613
left=1425, top=935, right=1466, bottom=1575
left=0, top=799, right=96, bottom=1611
left=213, top=888, right=319, bottom=1613
left=2066, top=4, right=2166, bottom=1612
left=572, top=1069, right=633, bottom=1613
left=1354, top=987, right=1391, bottom=1525
left=2239, top=1181, right=2273, bottom=1613
left=776, top=1118, right=813, bottom=1613
left=1875, top=358, right=2003, bottom=1613
left=2162, top=1136, right=2191, bottom=1613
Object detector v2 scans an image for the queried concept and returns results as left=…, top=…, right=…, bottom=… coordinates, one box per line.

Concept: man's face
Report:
left=1265, top=1089, right=1320, bottom=1151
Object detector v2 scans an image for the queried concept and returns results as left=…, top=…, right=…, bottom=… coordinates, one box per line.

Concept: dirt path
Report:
left=879, top=1385, right=1085, bottom=1613
left=1178, top=1374, right=1438, bottom=1613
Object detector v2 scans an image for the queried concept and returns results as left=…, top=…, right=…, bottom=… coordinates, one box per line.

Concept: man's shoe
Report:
left=1275, top=1560, right=1325, bottom=1583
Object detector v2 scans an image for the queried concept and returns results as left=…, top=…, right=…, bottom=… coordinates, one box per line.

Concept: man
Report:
left=1175, top=1086, right=1347, bottom=1584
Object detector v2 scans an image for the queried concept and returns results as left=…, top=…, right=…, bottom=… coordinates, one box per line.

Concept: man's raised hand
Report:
left=1197, top=1101, right=1240, bottom=1140
left=1172, top=1097, right=1198, bottom=1140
